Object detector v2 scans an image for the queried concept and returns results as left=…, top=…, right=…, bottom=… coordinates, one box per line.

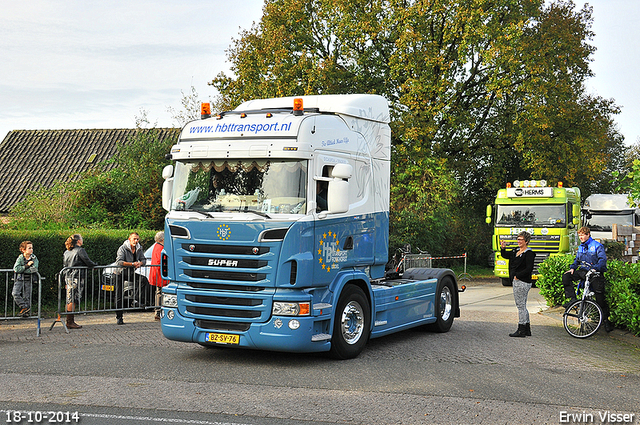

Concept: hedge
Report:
left=537, top=255, right=640, bottom=336
left=0, top=229, right=158, bottom=308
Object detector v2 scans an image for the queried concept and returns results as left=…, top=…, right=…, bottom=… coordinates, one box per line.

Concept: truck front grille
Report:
left=195, top=319, right=251, bottom=332
left=178, top=241, right=276, bottom=324
left=185, top=269, right=266, bottom=282
left=187, top=306, right=261, bottom=318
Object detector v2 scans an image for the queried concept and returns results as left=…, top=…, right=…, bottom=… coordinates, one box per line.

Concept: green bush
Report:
left=536, top=255, right=573, bottom=307
left=0, top=229, right=157, bottom=310
left=603, top=260, right=640, bottom=336
left=538, top=255, right=640, bottom=336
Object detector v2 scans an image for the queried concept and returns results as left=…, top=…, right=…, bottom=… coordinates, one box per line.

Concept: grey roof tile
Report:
left=0, top=128, right=179, bottom=213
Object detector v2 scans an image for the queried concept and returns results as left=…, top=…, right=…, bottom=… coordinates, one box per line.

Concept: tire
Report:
left=501, top=278, right=512, bottom=287
left=563, top=299, right=602, bottom=338
left=427, top=277, right=456, bottom=333
left=329, top=285, right=371, bottom=360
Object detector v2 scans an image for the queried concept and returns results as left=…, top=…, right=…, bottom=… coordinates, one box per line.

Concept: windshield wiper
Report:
left=238, top=208, right=271, bottom=219
left=182, top=209, right=211, bottom=219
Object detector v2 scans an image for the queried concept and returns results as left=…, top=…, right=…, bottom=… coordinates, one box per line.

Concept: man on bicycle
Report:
left=562, top=226, right=613, bottom=332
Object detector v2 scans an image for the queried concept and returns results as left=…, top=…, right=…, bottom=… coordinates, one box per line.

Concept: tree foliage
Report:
left=612, top=140, right=640, bottom=206
left=210, top=0, right=624, bottom=260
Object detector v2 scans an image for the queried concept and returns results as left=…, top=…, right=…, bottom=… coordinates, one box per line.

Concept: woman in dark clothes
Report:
left=500, top=231, right=536, bottom=337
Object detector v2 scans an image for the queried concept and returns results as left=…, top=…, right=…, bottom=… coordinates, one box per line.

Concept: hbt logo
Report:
left=318, top=230, right=348, bottom=273
left=217, top=224, right=231, bottom=241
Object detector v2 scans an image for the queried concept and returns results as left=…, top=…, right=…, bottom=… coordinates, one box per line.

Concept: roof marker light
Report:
left=293, top=98, right=303, bottom=116
left=201, top=103, right=211, bottom=119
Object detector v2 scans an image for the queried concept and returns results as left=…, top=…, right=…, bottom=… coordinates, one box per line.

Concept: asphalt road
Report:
left=1, top=280, right=639, bottom=425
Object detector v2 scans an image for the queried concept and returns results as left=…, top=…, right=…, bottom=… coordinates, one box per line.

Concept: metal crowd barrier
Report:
left=1, top=269, right=42, bottom=336
left=402, top=253, right=472, bottom=281
left=50, top=264, right=161, bottom=333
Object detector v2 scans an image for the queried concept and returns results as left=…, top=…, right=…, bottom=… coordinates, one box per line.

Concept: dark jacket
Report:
left=501, top=247, right=536, bottom=283
left=570, top=237, right=607, bottom=273
left=63, top=246, right=97, bottom=282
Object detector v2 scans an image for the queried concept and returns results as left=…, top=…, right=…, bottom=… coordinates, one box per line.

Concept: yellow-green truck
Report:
left=486, top=180, right=581, bottom=286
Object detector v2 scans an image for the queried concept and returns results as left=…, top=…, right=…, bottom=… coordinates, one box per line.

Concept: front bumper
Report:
left=161, top=307, right=332, bottom=353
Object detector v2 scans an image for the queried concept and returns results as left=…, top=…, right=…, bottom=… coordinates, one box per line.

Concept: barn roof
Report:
left=0, top=128, right=179, bottom=213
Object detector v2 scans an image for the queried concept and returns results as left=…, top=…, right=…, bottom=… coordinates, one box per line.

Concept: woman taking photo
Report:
left=500, top=231, right=536, bottom=337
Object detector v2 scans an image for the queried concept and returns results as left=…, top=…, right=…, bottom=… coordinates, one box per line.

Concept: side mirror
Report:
left=485, top=205, right=492, bottom=224
left=162, top=165, right=174, bottom=212
left=573, top=204, right=580, bottom=225
left=330, top=163, right=353, bottom=179
left=327, top=164, right=352, bottom=214
left=162, top=165, right=174, bottom=179
left=327, top=180, right=349, bottom=213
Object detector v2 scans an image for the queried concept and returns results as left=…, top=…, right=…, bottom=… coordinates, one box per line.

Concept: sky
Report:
left=1, top=0, right=639, bottom=145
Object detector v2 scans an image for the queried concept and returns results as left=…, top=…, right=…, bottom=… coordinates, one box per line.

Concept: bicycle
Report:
left=562, top=265, right=603, bottom=339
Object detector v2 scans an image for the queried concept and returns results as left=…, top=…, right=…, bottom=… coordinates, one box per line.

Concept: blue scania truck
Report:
left=159, top=94, right=462, bottom=359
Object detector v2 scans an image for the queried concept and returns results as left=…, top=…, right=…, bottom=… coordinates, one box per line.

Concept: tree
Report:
left=210, top=0, right=625, bottom=260
left=508, top=2, right=625, bottom=196
left=168, top=86, right=208, bottom=127
left=612, top=139, right=640, bottom=207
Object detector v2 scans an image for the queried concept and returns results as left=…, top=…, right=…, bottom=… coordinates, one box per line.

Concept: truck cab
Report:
left=159, top=94, right=461, bottom=358
left=486, top=180, right=581, bottom=286
left=582, top=194, right=639, bottom=241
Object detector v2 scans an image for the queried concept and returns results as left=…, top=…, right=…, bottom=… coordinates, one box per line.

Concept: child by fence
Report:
left=12, top=240, right=38, bottom=317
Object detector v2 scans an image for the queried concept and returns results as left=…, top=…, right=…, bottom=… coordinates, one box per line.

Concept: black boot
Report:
left=604, top=319, right=614, bottom=333
left=524, top=323, right=531, bottom=336
left=509, top=324, right=527, bottom=337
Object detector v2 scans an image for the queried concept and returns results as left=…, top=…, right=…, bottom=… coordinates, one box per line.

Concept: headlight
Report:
left=162, top=293, right=178, bottom=308
left=272, top=301, right=310, bottom=316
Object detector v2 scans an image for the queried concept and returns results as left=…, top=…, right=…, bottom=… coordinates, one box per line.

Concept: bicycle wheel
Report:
left=563, top=299, right=602, bottom=338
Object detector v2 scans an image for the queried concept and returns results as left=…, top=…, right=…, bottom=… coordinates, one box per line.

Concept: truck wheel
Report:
left=426, top=277, right=456, bottom=333
left=501, top=278, right=512, bottom=287
left=329, top=285, right=371, bottom=360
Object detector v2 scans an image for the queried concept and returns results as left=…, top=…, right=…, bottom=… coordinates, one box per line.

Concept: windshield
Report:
left=171, top=159, right=307, bottom=215
left=583, top=213, right=633, bottom=232
left=496, top=204, right=567, bottom=227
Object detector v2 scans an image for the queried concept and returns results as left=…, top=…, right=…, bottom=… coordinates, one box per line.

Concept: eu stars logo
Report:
left=318, top=230, right=347, bottom=273
left=217, top=224, right=231, bottom=241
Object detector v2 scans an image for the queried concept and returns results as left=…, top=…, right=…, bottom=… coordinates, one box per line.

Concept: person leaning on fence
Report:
left=500, top=231, right=536, bottom=338
left=562, top=226, right=613, bottom=333
left=114, top=232, right=147, bottom=325
left=150, top=231, right=169, bottom=321
left=63, top=234, right=98, bottom=329
left=13, top=241, right=39, bottom=317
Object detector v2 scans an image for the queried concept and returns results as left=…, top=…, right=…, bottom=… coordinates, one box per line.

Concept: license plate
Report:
left=205, top=332, right=240, bottom=345
left=101, top=285, right=115, bottom=291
